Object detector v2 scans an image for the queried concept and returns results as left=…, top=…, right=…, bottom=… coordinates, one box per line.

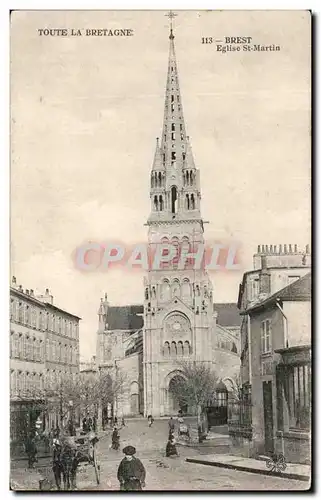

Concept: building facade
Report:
left=235, top=246, right=311, bottom=463
left=96, top=25, right=242, bottom=419
left=10, top=276, right=80, bottom=447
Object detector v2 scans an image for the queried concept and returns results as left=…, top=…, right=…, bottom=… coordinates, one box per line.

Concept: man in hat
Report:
left=117, top=446, right=146, bottom=491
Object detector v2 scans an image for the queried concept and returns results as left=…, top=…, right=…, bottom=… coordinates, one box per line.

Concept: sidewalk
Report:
left=185, top=454, right=311, bottom=482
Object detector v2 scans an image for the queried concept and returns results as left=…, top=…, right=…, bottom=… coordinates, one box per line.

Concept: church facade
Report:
left=96, top=24, right=241, bottom=418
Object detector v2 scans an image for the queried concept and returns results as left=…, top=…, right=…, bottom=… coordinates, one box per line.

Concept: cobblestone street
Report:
left=11, top=419, right=309, bottom=491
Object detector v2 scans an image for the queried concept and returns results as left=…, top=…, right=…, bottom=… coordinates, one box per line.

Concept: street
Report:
left=11, top=419, right=308, bottom=491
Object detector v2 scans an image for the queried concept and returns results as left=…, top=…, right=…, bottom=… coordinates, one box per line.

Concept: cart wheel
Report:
left=93, top=448, right=100, bottom=485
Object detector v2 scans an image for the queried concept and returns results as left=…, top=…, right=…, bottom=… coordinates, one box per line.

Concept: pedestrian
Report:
left=111, top=426, right=120, bottom=450
left=60, top=436, right=79, bottom=490
left=25, top=431, right=37, bottom=468
left=52, top=438, right=63, bottom=490
left=114, top=416, right=118, bottom=426
left=121, top=416, right=125, bottom=427
left=165, top=435, right=179, bottom=458
left=117, top=445, right=146, bottom=491
left=148, top=415, right=154, bottom=427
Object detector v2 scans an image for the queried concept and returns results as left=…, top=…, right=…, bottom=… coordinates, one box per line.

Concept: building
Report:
left=96, top=23, right=242, bottom=420
left=10, top=276, right=81, bottom=448
left=235, top=246, right=311, bottom=463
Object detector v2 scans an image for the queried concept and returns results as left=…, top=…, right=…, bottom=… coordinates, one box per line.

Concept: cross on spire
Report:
left=165, top=10, right=177, bottom=39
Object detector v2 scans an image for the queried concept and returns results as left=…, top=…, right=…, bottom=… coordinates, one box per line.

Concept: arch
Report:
left=163, top=341, right=170, bottom=357
left=171, top=341, right=177, bottom=357
left=186, top=194, right=190, bottom=210
left=151, top=174, right=154, bottom=188
left=184, top=340, right=191, bottom=356
left=161, top=279, right=170, bottom=301
left=167, top=373, right=188, bottom=415
left=158, top=172, right=162, bottom=186
left=130, top=381, right=139, bottom=415
left=159, top=195, right=164, bottom=211
left=171, top=279, right=180, bottom=298
left=190, top=193, right=195, bottom=209
left=177, top=341, right=183, bottom=356
left=181, top=278, right=191, bottom=298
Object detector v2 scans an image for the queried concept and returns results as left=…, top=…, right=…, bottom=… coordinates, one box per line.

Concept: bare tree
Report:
left=169, top=361, right=219, bottom=430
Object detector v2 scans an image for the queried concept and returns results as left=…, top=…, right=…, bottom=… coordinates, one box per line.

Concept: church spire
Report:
left=148, top=12, right=202, bottom=222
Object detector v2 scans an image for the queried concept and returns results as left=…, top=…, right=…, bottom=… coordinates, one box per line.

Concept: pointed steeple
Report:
left=148, top=13, right=202, bottom=222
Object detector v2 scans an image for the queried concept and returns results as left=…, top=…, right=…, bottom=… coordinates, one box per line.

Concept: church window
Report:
left=171, top=123, right=175, bottom=131
left=25, top=305, right=30, bottom=325
left=18, top=302, right=24, bottom=323
left=163, top=153, right=165, bottom=165
left=186, top=171, right=190, bottom=185
left=171, top=341, right=177, bottom=357
left=159, top=195, right=164, bottom=211
left=164, top=342, right=170, bottom=357
left=172, top=132, right=175, bottom=140
left=186, top=194, right=190, bottom=210
left=164, top=134, right=166, bottom=142
left=191, top=194, right=195, bottom=209
left=181, top=133, right=184, bottom=140
left=184, top=341, right=191, bottom=356
left=154, top=195, right=158, bottom=211
left=171, top=95, right=174, bottom=102
left=158, top=172, right=162, bottom=186
left=182, top=278, right=191, bottom=297
left=171, top=186, right=177, bottom=214
left=180, top=124, right=183, bottom=131
left=190, top=171, right=193, bottom=185
left=171, top=151, right=176, bottom=160
left=182, top=152, right=186, bottom=161
left=171, top=104, right=175, bottom=112
left=177, top=341, right=183, bottom=356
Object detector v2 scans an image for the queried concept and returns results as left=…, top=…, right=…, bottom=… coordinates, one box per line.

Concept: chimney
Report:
left=259, top=258, right=270, bottom=295
left=269, top=245, right=273, bottom=252
left=257, top=245, right=261, bottom=253
left=12, top=276, right=17, bottom=287
left=284, top=244, right=288, bottom=253
left=25, top=289, right=29, bottom=295
left=19, top=285, right=23, bottom=292
left=305, top=244, right=310, bottom=254
left=45, top=288, right=49, bottom=295
left=279, top=244, right=282, bottom=254
left=30, top=289, right=34, bottom=297
left=273, top=245, right=277, bottom=253
left=294, top=244, right=298, bottom=253
left=289, top=244, right=292, bottom=253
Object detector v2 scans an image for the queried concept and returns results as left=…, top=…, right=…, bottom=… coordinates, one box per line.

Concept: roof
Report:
left=214, top=303, right=241, bottom=327
left=244, top=272, right=311, bottom=315
left=106, top=303, right=240, bottom=330
left=107, top=305, right=144, bottom=331
left=45, top=302, right=82, bottom=320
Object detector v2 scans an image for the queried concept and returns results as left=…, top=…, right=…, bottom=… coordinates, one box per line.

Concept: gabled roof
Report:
left=244, top=272, right=311, bottom=315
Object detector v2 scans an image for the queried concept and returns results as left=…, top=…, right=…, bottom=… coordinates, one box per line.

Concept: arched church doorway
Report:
left=168, top=375, right=188, bottom=415
left=206, top=381, right=228, bottom=428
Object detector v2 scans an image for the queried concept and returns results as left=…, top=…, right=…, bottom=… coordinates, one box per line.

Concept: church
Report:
left=96, top=19, right=241, bottom=419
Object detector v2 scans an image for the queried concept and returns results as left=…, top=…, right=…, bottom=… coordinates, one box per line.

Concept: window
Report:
left=286, top=364, right=311, bottom=430
left=288, top=275, right=300, bottom=285
left=18, top=302, right=24, bottom=323
left=261, top=319, right=271, bottom=354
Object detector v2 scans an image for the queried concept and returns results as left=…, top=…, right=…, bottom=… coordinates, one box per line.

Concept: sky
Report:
left=10, top=10, right=311, bottom=359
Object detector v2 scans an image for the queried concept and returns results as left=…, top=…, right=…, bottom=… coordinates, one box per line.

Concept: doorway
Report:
left=263, top=381, right=274, bottom=454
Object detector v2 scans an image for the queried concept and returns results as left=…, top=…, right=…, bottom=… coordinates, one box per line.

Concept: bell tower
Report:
left=143, top=12, right=215, bottom=417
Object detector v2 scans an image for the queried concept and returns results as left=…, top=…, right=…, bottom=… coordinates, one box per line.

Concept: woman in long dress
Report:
left=165, top=436, right=179, bottom=458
